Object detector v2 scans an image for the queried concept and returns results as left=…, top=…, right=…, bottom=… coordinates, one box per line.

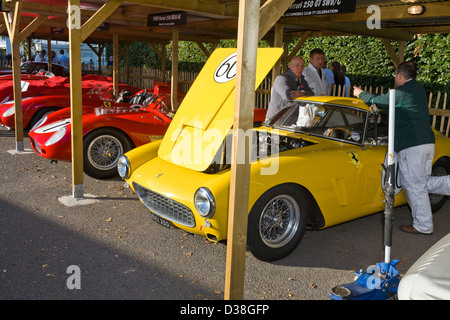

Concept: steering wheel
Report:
left=156, top=98, right=169, bottom=114
left=152, top=94, right=170, bottom=114
left=327, top=127, right=352, bottom=138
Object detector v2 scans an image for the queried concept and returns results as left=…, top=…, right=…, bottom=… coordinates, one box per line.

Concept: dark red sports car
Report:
left=0, top=61, right=69, bottom=77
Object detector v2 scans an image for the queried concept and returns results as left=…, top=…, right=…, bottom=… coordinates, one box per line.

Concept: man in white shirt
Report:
left=34, top=49, right=46, bottom=62
left=303, top=48, right=328, bottom=96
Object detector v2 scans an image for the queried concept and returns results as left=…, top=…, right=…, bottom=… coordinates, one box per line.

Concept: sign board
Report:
left=284, top=0, right=357, bottom=17
left=147, top=11, right=187, bottom=27
left=51, top=27, right=65, bottom=35
left=95, top=22, right=110, bottom=31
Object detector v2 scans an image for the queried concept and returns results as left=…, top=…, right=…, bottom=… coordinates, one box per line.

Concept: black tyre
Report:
left=27, top=107, right=60, bottom=130
left=247, top=184, right=308, bottom=262
left=429, top=157, right=450, bottom=213
left=83, top=128, right=133, bottom=179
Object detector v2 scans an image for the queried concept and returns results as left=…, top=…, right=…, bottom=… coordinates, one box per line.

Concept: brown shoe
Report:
left=399, top=225, right=432, bottom=235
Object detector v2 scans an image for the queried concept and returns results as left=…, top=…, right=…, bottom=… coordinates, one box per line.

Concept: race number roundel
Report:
left=214, top=52, right=237, bottom=83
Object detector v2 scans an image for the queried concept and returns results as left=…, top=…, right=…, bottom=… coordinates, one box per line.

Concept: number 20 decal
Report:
left=214, top=52, right=237, bottom=83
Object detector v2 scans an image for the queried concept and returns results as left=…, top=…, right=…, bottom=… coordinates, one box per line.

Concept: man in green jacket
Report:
left=354, top=61, right=450, bottom=235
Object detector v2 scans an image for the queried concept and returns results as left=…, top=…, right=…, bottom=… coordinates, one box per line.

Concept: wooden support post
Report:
left=98, top=43, right=104, bottom=75
left=26, top=37, right=31, bottom=61
left=380, top=38, right=406, bottom=68
left=86, top=42, right=103, bottom=75
left=225, top=0, right=260, bottom=300
left=397, top=40, right=406, bottom=64
left=68, top=0, right=84, bottom=199
left=161, top=45, right=167, bottom=82
left=171, top=29, right=179, bottom=111
left=125, top=44, right=130, bottom=85
left=271, top=23, right=283, bottom=85
left=113, top=32, right=119, bottom=94
left=47, top=37, right=52, bottom=73
left=2, top=4, right=48, bottom=152
left=3, top=1, right=23, bottom=151
left=67, top=0, right=121, bottom=198
left=225, top=0, right=295, bottom=300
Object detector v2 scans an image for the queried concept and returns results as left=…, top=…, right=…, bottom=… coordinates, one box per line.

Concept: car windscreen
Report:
left=265, top=100, right=368, bottom=145
left=20, top=62, right=36, bottom=73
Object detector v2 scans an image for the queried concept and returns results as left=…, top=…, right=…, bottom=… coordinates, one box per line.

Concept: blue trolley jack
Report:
left=330, top=90, right=401, bottom=300
left=329, top=260, right=400, bottom=300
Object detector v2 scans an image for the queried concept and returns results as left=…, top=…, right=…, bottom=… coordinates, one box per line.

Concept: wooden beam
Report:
left=225, top=0, right=260, bottom=300
left=149, top=42, right=167, bottom=81
left=68, top=0, right=84, bottom=199
left=125, top=0, right=239, bottom=17
left=380, top=38, right=400, bottom=68
left=258, top=0, right=295, bottom=41
left=196, top=42, right=211, bottom=58
left=170, top=29, right=179, bottom=111
left=286, top=31, right=311, bottom=62
left=86, top=42, right=103, bottom=75
left=17, top=14, right=48, bottom=43
left=288, top=20, right=412, bottom=41
left=81, top=0, right=123, bottom=42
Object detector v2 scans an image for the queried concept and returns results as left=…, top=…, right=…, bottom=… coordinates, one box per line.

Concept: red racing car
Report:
left=0, top=82, right=139, bottom=130
left=28, top=85, right=266, bottom=179
left=0, top=74, right=131, bottom=105
left=0, top=61, right=70, bottom=77
left=29, top=87, right=180, bottom=179
left=0, top=75, right=141, bottom=129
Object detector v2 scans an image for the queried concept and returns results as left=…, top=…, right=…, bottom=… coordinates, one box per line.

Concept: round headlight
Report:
left=194, top=187, right=216, bottom=218
left=2, top=105, right=15, bottom=118
left=117, top=155, right=130, bottom=179
left=44, top=126, right=66, bottom=146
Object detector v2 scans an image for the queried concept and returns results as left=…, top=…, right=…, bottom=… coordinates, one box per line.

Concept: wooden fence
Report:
left=353, top=84, right=450, bottom=137
left=2, top=62, right=449, bottom=137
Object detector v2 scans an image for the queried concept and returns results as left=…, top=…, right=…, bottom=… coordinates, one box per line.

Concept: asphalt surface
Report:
left=1, top=125, right=449, bottom=301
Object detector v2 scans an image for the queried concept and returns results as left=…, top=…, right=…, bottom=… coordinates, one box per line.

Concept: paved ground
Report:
left=1, top=126, right=449, bottom=301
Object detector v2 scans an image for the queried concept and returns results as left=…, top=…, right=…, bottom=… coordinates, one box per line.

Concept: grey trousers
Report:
left=398, top=143, right=450, bottom=233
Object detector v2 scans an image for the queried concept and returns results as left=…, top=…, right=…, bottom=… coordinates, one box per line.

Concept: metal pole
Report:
left=384, top=89, right=396, bottom=263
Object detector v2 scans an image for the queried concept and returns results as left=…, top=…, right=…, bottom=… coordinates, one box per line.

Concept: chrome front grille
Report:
left=133, top=182, right=195, bottom=228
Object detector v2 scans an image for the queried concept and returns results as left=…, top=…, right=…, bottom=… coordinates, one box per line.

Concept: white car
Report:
left=398, top=232, right=450, bottom=300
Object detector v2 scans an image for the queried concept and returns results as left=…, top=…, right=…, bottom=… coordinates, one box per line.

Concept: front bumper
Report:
left=127, top=157, right=230, bottom=242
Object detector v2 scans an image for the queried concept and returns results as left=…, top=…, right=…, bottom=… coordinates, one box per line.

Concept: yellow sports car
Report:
left=118, top=48, right=450, bottom=262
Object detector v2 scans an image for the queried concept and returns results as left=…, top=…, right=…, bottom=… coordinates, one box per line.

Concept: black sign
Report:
left=147, top=11, right=187, bottom=27
left=51, top=27, right=65, bottom=35
left=95, top=22, right=110, bottom=31
left=284, top=0, right=357, bottom=17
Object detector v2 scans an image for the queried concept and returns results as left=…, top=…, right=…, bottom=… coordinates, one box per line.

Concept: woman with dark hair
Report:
left=330, top=61, right=346, bottom=89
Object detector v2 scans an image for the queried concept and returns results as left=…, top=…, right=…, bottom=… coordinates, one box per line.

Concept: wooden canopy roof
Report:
left=2, top=0, right=450, bottom=45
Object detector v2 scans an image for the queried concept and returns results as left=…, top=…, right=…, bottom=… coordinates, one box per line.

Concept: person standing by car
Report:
left=265, top=56, right=314, bottom=120
left=330, top=61, right=346, bottom=96
left=34, top=49, right=46, bottom=62
left=303, top=48, right=328, bottom=96
left=353, top=61, right=450, bottom=235
left=58, top=50, right=69, bottom=67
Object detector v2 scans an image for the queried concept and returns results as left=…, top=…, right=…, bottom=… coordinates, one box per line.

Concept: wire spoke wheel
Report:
left=259, top=195, right=300, bottom=248
left=248, top=184, right=309, bottom=262
left=429, top=158, right=450, bottom=212
left=87, top=135, right=123, bottom=171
